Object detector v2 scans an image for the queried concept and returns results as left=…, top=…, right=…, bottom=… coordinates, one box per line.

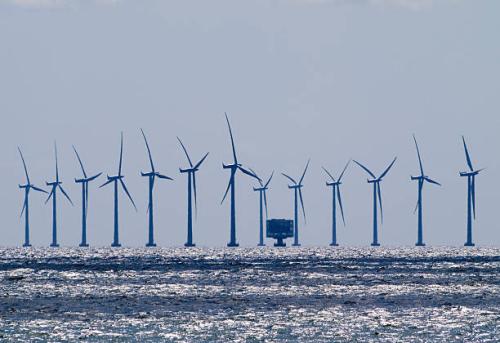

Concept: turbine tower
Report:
left=411, top=135, right=441, bottom=246
left=45, top=143, right=73, bottom=247
left=460, top=136, right=483, bottom=247
left=250, top=169, right=274, bottom=247
left=100, top=132, right=137, bottom=247
left=282, top=159, right=310, bottom=247
left=353, top=157, right=397, bottom=246
left=177, top=137, right=209, bottom=247
left=18, top=148, right=48, bottom=247
left=322, top=160, right=350, bottom=246
left=73, top=146, right=102, bottom=247
left=221, top=113, right=261, bottom=247
left=140, top=129, right=173, bottom=247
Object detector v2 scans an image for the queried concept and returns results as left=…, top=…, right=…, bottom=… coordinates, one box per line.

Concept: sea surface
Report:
left=0, top=247, right=498, bottom=342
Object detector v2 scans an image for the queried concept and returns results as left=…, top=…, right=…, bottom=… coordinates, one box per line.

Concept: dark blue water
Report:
left=0, top=247, right=498, bottom=342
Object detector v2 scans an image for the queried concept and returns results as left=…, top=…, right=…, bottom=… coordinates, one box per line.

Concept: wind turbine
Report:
left=282, top=159, right=310, bottom=247
left=178, top=137, right=209, bottom=247
left=100, top=132, right=137, bottom=247
left=250, top=169, right=274, bottom=247
left=353, top=157, right=397, bottom=247
left=411, top=135, right=441, bottom=246
left=73, top=146, right=102, bottom=247
left=221, top=113, right=261, bottom=247
left=18, top=148, right=48, bottom=247
left=45, top=143, right=73, bottom=247
left=140, top=129, right=173, bottom=247
left=322, top=160, right=350, bottom=247
left=460, top=136, right=483, bottom=247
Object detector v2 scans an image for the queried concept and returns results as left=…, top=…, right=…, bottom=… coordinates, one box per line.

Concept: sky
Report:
left=0, top=0, right=499, bottom=247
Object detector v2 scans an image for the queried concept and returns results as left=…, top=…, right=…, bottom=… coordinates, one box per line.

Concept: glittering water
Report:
left=0, top=247, right=498, bottom=342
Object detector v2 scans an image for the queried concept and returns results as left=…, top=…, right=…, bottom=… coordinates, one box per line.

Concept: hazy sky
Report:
left=1, top=0, right=499, bottom=247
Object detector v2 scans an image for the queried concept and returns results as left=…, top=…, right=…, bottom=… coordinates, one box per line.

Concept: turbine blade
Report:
left=87, top=173, right=103, bottom=182
left=462, top=136, right=474, bottom=172
left=472, top=177, right=476, bottom=219
left=379, top=157, right=397, bottom=180
left=59, top=185, right=73, bottom=206
left=299, top=188, right=306, bottom=223
left=192, top=172, right=198, bottom=218
left=337, top=186, right=345, bottom=226
left=263, top=190, right=269, bottom=219
left=54, top=142, right=59, bottom=183
left=100, top=179, right=114, bottom=188
left=264, top=171, right=274, bottom=188
left=225, top=112, right=238, bottom=164
left=45, top=189, right=54, bottom=204
left=338, top=159, right=351, bottom=182
left=85, top=183, right=89, bottom=218
left=120, top=179, right=137, bottom=211
left=194, top=152, right=209, bottom=170
left=248, top=168, right=263, bottom=187
left=353, top=160, right=376, bottom=179
left=239, top=166, right=261, bottom=181
left=31, top=186, right=48, bottom=194
left=177, top=137, right=194, bottom=168
left=281, top=173, right=297, bottom=185
left=424, top=177, right=441, bottom=186
left=157, top=174, right=173, bottom=180
left=72, top=145, right=88, bottom=179
left=414, top=181, right=423, bottom=214
left=141, top=129, right=155, bottom=173
left=118, top=132, right=124, bottom=176
left=299, top=159, right=310, bottom=185
left=377, top=183, right=384, bottom=224
left=18, top=147, right=30, bottom=184
left=20, top=198, right=27, bottom=218
left=221, top=169, right=235, bottom=204
left=322, top=167, right=336, bottom=182
left=413, top=135, right=424, bottom=177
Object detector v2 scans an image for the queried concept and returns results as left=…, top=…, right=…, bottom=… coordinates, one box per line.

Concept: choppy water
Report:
left=0, top=247, right=499, bottom=342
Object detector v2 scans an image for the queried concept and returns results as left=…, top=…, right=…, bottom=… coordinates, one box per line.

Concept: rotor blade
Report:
left=72, top=145, right=87, bottom=179
left=45, top=189, right=54, bottom=204
left=177, top=137, right=193, bottom=168
left=424, top=177, right=441, bottom=186
left=299, top=159, right=310, bottom=185
left=248, top=168, right=263, bottom=187
left=20, top=197, right=27, bottom=219
left=471, top=176, right=476, bottom=219
left=221, top=169, right=235, bottom=204
left=299, top=188, right=306, bottom=223
left=225, top=112, right=238, bottom=164
left=281, top=173, right=297, bottom=185
left=157, top=173, right=173, bottom=180
left=85, top=183, right=89, bottom=218
left=141, top=129, right=155, bottom=173
left=322, top=167, right=336, bottom=182
left=31, top=185, right=48, bottom=194
left=263, top=190, right=268, bottom=219
left=377, top=183, right=384, bottom=224
left=59, top=185, right=73, bottom=206
left=414, top=181, right=423, bottom=214
left=338, top=159, right=351, bottom=182
left=337, top=186, right=345, bottom=226
left=99, top=179, right=114, bottom=188
left=353, top=160, right=376, bottom=179
left=118, top=132, right=124, bottom=176
left=18, top=147, right=30, bottom=184
left=87, top=172, right=102, bottom=182
left=120, top=179, right=137, bottom=211
left=264, top=171, right=274, bottom=188
left=194, top=152, right=209, bottom=170
left=54, top=142, right=59, bottom=183
left=379, top=157, right=397, bottom=180
left=462, top=136, right=474, bottom=172
left=413, top=135, right=424, bottom=177
left=238, top=166, right=261, bottom=181
left=192, top=172, right=198, bottom=218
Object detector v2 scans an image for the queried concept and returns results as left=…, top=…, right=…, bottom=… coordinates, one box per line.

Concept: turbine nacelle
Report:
left=75, top=173, right=102, bottom=184
left=179, top=167, right=198, bottom=174
left=288, top=184, right=303, bottom=190
left=107, top=175, right=124, bottom=182
left=223, top=163, right=241, bottom=170
left=46, top=181, right=62, bottom=187
left=253, top=186, right=268, bottom=192
left=460, top=170, right=480, bottom=177
left=326, top=181, right=341, bottom=187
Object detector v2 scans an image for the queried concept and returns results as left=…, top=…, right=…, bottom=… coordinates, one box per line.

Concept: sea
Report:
left=0, top=247, right=498, bottom=342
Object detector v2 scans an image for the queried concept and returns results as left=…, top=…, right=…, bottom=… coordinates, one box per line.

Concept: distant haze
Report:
left=1, top=0, right=499, bottom=247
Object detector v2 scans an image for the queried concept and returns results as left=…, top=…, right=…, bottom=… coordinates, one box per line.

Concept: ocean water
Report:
left=0, top=247, right=498, bottom=342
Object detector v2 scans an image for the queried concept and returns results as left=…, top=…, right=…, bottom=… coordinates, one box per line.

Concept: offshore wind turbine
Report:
left=73, top=146, right=102, bottom=247
left=353, top=157, right=397, bottom=246
left=221, top=113, right=261, bottom=247
left=411, top=136, right=441, bottom=246
left=18, top=148, right=48, bottom=247
left=178, top=137, right=209, bottom=247
left=460, top=136, right=483, bottom=247
left=250, top=169, right=274, bottom=247
left=282, top=159, right=310, bottom=247
left=45, top=143, right=73, bottom=247
left=100, top=132, right=137, bottom=247
left=322, top=160, right=350, bottom=246
left=140, top=129, right=173, bottom=247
